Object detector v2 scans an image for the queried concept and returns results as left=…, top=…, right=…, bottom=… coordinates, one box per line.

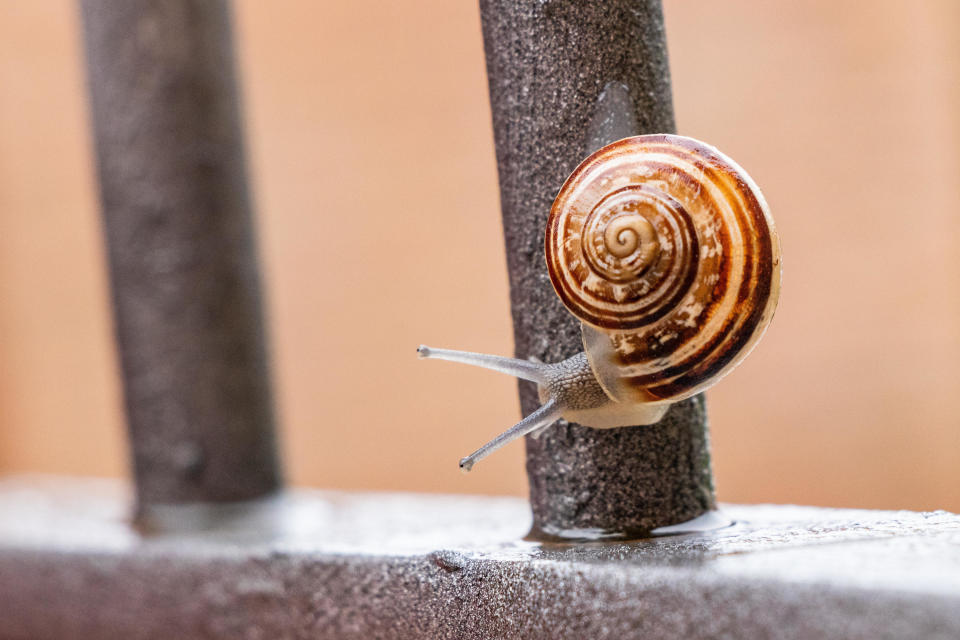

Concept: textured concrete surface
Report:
left=479, top=0, right=714, bottom=536
left=1, top=477, right=958, bottom=639
left=80, top=0, right=281, bottom=508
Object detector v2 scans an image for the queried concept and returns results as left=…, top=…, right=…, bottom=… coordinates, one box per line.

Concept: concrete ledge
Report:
left=0, top=476, right=958, bottom=639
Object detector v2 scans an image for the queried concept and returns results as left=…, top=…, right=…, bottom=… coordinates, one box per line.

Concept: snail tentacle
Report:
left=459, top=398, right=562, bottom=472
left=417, top=345, right=548, bottom=384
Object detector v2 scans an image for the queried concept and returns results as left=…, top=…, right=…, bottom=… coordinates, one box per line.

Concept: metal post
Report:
left=479, top=0, right=716, bottom=538
left=80, top=0, right=281, bottom=512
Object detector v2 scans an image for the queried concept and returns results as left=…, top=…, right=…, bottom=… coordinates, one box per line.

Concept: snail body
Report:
left=420, top=134, right=781, bottom=471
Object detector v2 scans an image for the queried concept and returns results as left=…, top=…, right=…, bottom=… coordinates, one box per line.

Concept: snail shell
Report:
left=545, top=134, right=781, bottom=405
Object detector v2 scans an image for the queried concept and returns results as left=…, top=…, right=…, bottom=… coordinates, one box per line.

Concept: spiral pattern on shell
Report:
left=545, top=134, right=781, bottom=404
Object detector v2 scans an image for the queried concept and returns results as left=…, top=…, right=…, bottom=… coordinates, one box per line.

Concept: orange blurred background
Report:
left=1, top=1, right=958, bottom=511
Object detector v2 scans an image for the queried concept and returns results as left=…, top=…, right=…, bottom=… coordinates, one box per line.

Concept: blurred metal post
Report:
left=80, top=0, right=281, bottom=512
left=479, top=0, right=716, bottom=538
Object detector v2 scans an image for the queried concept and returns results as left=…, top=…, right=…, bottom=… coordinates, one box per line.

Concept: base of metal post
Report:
left=524, top=395, right=718, bottom=540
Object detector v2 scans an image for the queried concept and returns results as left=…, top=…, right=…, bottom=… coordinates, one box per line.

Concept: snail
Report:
left=420, top=134, right=781, bottom=471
